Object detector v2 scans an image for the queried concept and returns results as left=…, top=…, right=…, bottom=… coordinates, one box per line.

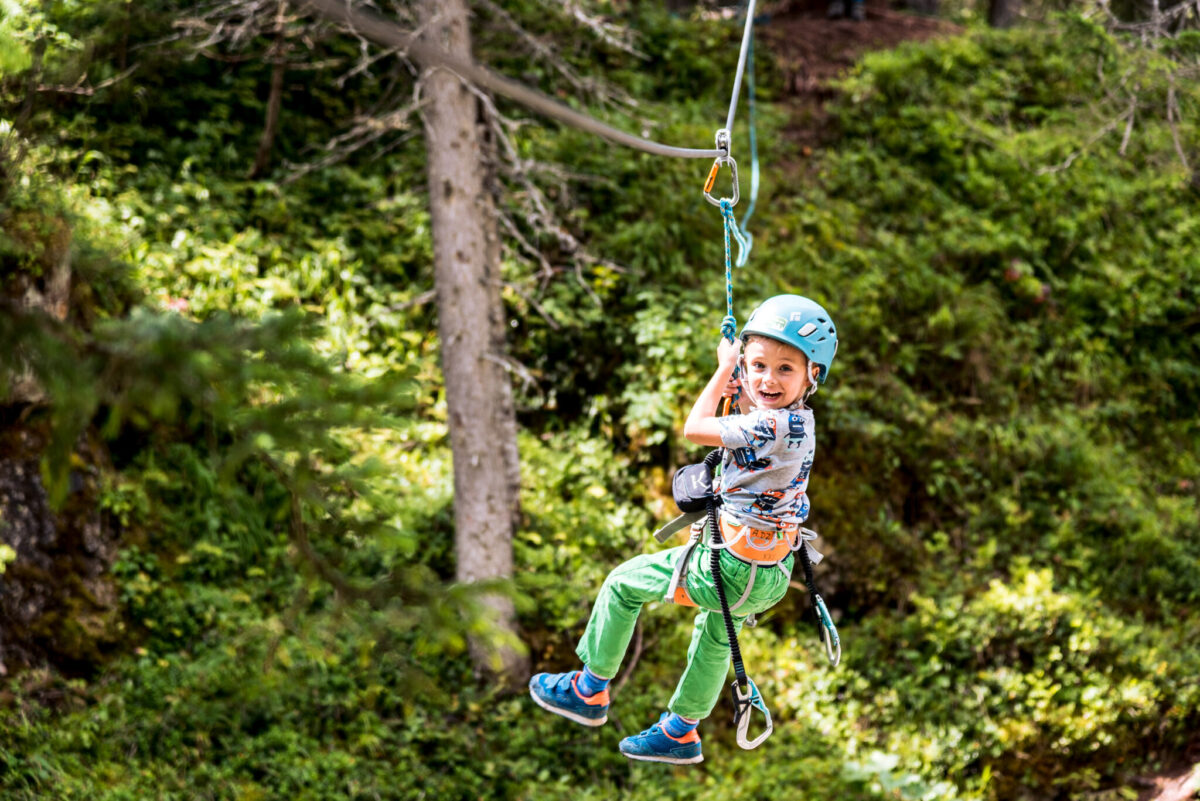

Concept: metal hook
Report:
left=815, top=595, right=841, bottom=667
left=703, top=154, right=740, bottom=208
left=703, top=128, right=739, bottom=208
left=731, top=678, right=773, bottom=750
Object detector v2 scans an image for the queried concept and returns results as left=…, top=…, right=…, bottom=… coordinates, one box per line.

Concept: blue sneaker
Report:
left=618, top=713, right=703, bottom=765
left=528, top=671, right=609, bottom=727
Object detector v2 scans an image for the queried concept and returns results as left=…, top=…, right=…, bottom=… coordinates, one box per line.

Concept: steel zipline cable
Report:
left=303, top=0, right=757, bottom=160
left=725, top=0, right=758, bottom=139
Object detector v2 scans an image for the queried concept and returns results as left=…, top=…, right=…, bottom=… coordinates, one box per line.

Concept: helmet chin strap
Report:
left=737, top=354, right=762, bottom=408
left=803, top=363, right=820, bottom=402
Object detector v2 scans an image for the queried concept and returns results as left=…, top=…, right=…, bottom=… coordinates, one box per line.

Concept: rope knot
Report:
left=721, top=314, right=738, bottom=342
left=720, top=199, right=749, bottom=271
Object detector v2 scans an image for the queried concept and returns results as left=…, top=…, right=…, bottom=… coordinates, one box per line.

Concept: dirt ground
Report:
left=757, top=0, right=954, bottom=150
left=763, top=0, right=949, bottom=93
left=1134, top=735, right=1200, bottom=801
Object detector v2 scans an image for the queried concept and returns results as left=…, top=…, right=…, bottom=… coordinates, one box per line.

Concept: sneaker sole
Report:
left=529, top=688, right=607, bottom=727
left=621, top=751, right=704, bottom=765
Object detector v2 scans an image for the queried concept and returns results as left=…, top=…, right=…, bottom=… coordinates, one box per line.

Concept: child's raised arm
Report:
left=683, top=336, right=741, bottom=447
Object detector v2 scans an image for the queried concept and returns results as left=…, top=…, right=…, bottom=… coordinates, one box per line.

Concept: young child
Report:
left=529, top=294, right=838, bottom=764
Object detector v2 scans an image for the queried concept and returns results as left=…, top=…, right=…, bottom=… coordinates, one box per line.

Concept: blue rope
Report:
left=720, top=199, right=749, bottom=342
left=719, top=3, right=757, bottom=401
left=737, top=29, right=759, bottom=268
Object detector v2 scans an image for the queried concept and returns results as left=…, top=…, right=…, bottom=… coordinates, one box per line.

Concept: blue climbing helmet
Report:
left=740, top=295, right=838, bottom=384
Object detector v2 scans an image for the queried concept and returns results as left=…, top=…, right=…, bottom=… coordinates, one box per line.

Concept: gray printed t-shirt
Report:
left=715, top=405, right=815, bottom=533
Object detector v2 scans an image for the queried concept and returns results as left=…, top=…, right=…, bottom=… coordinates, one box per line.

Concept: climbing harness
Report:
left=657, top=444, right=841, bottom=746
left=663, top=513, right=800, bottom=613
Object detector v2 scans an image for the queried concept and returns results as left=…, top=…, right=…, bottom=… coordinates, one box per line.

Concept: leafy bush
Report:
left=1, top=6, right=1198, bottom=801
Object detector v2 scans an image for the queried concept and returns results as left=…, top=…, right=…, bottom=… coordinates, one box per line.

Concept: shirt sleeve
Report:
left=717, top=409, right=783, bottom=453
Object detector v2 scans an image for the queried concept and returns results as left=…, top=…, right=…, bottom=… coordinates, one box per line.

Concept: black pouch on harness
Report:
left=672, top=461, right=717, bottom=514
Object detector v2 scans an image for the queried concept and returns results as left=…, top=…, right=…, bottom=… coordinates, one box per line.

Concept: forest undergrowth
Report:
left=1, top=2, right=1199, bottom=800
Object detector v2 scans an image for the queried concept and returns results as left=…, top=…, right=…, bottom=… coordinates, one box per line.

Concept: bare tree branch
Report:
left=36, top=64, right=139, bottom=96
left=482, top=351, right=540, bottom=393
left=476, top=0, right=591, bottom=96
left=1038, top=105, right=1136, bottom=175
left=1040, top=4, right=1198, bottom=175
left=501, top=274, right=562, bottom=331
left=1166, top=77, right=1191, bottom=170
left=283, top=95, right=424, bottom=182
left=386, top=288, right=436, bottom=312
left=547, top=0, right=648, bottom=59
left=1119, top=94, right=1138, bottom=156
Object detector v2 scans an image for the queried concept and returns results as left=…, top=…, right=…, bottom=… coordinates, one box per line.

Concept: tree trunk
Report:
left=417, top=0, right=527, bottom=686
left=988, top=0, right=1020, bottom=27
left=250, top=56, right=286, bottom=179
left=250, top=1, right=288, bottom=179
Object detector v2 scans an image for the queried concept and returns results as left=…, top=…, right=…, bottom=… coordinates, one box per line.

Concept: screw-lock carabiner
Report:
left=703, top=155, right=740, bottom=208
left=703, top=128, right=739, bottom=208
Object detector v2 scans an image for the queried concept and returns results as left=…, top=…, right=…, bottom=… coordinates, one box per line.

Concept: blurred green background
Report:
left=1, top=1, right=1197, bottom=798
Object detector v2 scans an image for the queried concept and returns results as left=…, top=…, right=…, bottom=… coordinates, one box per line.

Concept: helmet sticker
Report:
left=768, top=315, right=787, bottom=332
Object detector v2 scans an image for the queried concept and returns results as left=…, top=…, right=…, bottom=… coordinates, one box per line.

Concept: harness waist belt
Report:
left=664, top=517, right=796, bottom=612
left=719, top=514, right=798, bottom=565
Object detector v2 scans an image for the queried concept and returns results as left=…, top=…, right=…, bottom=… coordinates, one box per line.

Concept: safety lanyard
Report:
left=701, top=451, right=772, bottom=749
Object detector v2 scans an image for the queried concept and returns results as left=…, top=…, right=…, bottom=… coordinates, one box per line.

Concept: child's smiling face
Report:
left=743, top=336, right=811, bottom=409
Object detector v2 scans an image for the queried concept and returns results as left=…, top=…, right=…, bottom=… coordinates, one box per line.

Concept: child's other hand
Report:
left=717, top=336, right=740, bottom=369
left=722, top=375, right=742, bottom=398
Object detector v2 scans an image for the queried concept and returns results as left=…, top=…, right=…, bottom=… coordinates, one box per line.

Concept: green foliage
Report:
left=847, top=566, right=1199, bottom=797
left=0, top=5, right=1198, bottom=801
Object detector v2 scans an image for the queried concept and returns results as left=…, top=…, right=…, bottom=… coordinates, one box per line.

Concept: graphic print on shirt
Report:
left=719, top=408, right=815, bottom=531
left=749, top=417, right=777, bottom=447
left=787, top=456, right=813, bottom=490
left=783, top=497, right=810, bottom=522
left=785, top=413, right=807, bottom=449
left=730, top=446, right=771, bottom=473
left=742, top=489, right=786, bottom=519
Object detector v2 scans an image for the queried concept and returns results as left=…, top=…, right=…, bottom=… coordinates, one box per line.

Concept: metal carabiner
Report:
left=703, top=128, right=739, bottom=208
left=703, top=154, right=740, bottom=208
left=815, top=594, right=841, bottom=667
left=731, top=677, right=773, bottom=750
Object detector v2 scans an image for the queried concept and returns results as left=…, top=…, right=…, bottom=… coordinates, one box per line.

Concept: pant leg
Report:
left=668, top=608, right=746, bottom=719
left=575, top=547, right=684, bottom=679
left=667, top=546, right=794, bottom=720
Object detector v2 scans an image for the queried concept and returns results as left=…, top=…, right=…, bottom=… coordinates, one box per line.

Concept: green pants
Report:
left=575, top=540, right=793, bottom=720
